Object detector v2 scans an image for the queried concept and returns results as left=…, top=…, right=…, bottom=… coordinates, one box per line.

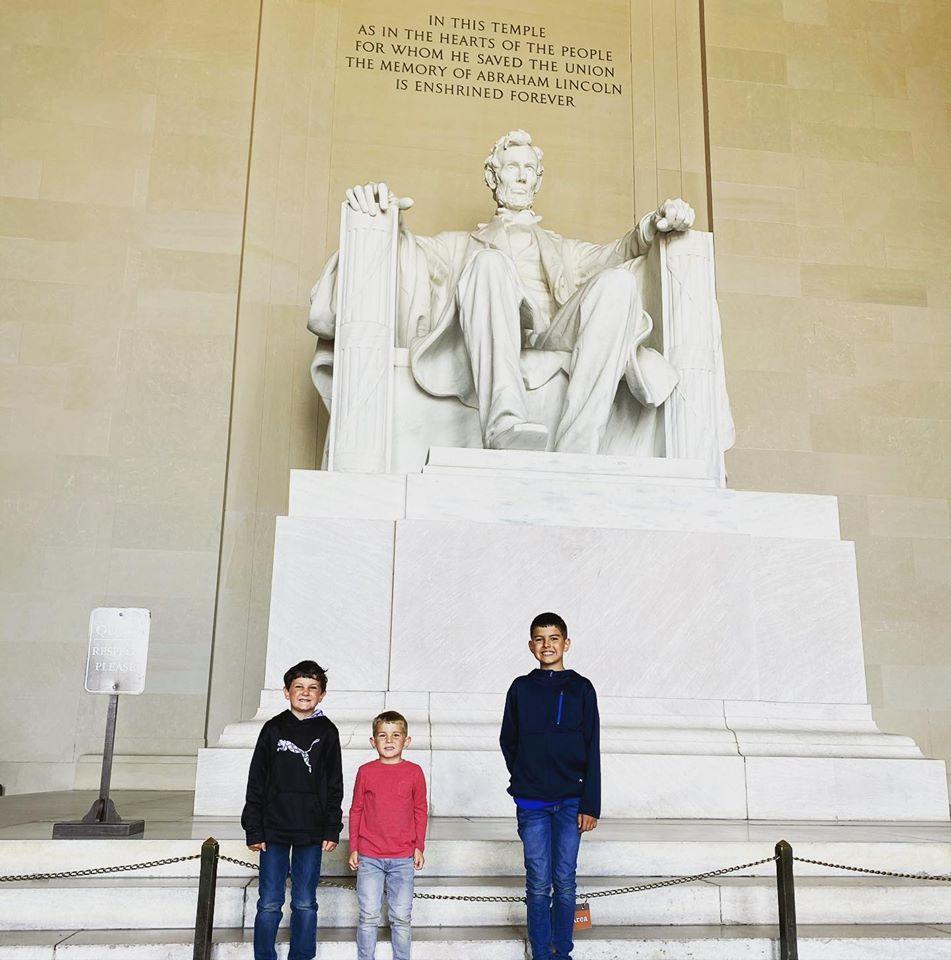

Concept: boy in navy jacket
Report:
left=499, top=612, right=600, bottom=960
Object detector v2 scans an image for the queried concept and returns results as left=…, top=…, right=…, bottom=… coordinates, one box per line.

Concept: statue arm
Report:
left=406, top=230, right=464, bottom=340
left=568, top=224, right=650, bottom=285
left=413, top=231, right=453, bottom=288
left=559, top=214, right=655, bottom=285
left=628, top=212, right=658, bottom=257
left=397, top=228, right=447, bottom=344
left=620, top=203, right=695, bottom=259
left=571, top=198, right=696, bottom=283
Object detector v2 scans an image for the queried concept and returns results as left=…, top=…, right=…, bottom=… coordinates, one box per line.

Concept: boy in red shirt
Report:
left=348, top=710, right=427, bottom=960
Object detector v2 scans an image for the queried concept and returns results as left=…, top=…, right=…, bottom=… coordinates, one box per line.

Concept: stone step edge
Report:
left=9, top=925, right=951, bottom=959
left=12, top=922, right=951, bottom=941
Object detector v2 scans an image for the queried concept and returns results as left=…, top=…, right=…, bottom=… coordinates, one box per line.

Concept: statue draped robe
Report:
left=308, top=215, right=734, bottom=457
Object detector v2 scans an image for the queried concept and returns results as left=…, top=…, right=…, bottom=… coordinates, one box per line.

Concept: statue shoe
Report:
left=488, top=421, right=550, bottom=451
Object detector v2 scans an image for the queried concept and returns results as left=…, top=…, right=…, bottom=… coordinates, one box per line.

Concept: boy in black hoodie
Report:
left=499, top=612, right=600, bottom=960
left=242, top=660, right=344, bottom=960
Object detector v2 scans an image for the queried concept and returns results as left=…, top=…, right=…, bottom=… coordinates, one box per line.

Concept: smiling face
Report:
left=371, top=721, right=411, bottom=763
left=493, top=143, right=541, bottom=211
left=283, top=677, right=325, bottom=718
left=529, top=623, right=570, bottom=670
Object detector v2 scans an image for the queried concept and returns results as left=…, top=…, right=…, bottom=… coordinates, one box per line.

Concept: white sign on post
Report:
left=84, top=608, right=151, bottom=695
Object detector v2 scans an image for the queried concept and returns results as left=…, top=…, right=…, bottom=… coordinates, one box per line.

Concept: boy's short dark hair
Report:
left=530, top=612, right=568, bottom=637
left=283, top=660, right=329, bottom=692
left=372, top=710, right=408, bottom=736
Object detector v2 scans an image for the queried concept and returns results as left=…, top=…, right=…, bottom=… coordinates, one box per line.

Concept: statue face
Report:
left=494, top=144, right=541, bottom=211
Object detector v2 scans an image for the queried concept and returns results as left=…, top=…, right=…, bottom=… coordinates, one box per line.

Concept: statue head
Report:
left=484, top=129, right=544, bottom=211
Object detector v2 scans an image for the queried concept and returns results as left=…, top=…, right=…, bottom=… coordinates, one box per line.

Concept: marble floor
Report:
left=0, top=790, right=232, bottom=841
left=5, top=789, right=951, bottom=844
left=7, top=924, right=951, bottom=960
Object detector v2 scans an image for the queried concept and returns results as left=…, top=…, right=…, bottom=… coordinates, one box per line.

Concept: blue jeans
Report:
left=516, top=798, right=582, bottom=960
left=356, top=855, right=415, bottom=960
left=254, top=842, right=323, bottom=960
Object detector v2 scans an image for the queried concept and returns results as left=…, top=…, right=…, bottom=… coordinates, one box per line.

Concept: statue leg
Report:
left=456, top=248, right=548, bottom=450
left=552, top=267, right=641, bottom=455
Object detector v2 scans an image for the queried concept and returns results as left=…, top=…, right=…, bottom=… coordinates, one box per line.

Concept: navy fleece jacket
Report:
left=499, top=668, right=601, bottom=818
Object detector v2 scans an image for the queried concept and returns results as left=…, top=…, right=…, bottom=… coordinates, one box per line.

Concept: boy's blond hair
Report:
left=372, top=710, right=408, bottom=736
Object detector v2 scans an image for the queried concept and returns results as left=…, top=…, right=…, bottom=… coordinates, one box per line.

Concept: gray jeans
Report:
left=356, top=855, right=415, bottom=960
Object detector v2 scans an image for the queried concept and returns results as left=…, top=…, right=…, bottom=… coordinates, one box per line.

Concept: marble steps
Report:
left=9, top=925, right=951, bottom=960
left=7, top=874, right=951, bottom=932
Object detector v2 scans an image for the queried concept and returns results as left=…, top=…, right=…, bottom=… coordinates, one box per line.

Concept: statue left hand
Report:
left=652, top=198, right=695, bottom=234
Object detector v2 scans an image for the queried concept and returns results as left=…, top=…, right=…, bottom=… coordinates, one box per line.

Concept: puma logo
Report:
left=276, top=738, right=321, bottom=773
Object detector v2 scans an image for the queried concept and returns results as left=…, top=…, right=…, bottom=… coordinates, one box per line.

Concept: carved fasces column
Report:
left=648, top=230, right=728, bottom=484
left=328, top=203, right=399, bottom=473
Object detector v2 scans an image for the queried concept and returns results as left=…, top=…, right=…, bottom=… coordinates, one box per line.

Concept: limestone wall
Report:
left=0, top=0, right=259, bottom=791
left=706, top=0, right=951, bottom=774
left=0, top=0, right=948, bottom=796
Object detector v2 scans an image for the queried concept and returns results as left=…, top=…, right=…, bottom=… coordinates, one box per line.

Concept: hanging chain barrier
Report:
left=4, top=847, right=951, bottom=891
left=0, top=853, right=202, bottom=883
left=792, top=855, right=951, bottom=882
left=0, top=848, right=777, bottom=901
left=414, top=855, right=779, bottom=903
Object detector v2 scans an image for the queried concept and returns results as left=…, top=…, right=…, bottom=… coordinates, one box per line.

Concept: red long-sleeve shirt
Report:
left=348, top=759, right=428, bottom=858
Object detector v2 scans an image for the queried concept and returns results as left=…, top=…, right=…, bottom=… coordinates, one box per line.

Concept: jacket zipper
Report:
left=556, top=690, right=564, bottom=725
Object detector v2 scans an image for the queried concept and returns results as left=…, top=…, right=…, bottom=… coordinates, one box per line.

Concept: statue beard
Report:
left=494, top=183, right=536, bottom=212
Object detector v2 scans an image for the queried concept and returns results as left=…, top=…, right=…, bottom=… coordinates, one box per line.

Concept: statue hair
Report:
left=483, top=129, right=544, bottom=193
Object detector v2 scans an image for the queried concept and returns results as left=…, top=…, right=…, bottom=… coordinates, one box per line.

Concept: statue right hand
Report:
left=345, top=182, right=414, bottom=216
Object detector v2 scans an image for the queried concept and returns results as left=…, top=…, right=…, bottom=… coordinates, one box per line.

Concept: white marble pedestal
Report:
left=195, top=449, right=949, bottom=821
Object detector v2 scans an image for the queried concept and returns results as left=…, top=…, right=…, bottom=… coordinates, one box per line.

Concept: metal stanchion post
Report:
left=775, top=840, right=798, bottom=960
left=193, top=837, right=219, bottom=960
left=53, top=693, right=145, bottom=838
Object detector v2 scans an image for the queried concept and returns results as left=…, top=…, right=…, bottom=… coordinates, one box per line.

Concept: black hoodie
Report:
left=242, top=710, right=344, bottom=846
left=499, top=668, right=601, bottom=818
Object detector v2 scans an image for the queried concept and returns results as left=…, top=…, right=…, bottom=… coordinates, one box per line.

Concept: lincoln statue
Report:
left=308, top=129, right=705, bottom=455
